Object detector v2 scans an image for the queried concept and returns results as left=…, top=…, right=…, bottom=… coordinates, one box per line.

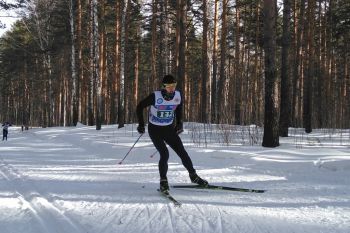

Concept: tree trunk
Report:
left=303, top=0, right=315, bottom=133
left=279, top=0, right=292, bottom=136
left=115, top=0, right=124, bottom=128
left=292, top=0, right=305, bottom=127
left=77, top=0, right=84, bottom=124
left=201, top=0, right=208, bottom=123
left=217, top=0, right=228, bottom=124
left=134, top=18, right=140, bottom=122
left=123, top=0, right=133, bottom=123
left=176, top=0, right=186, bottom=92
left=234, top=4, right=241, bottom=125
left=99, top=0, right=107, bottom=125
left=262, top=0, right=279, bottom=148
left=88, top=0, right=95, bottom=126
left=211, top=0, right=219, bottom=123
left=159, top=0, right=170, bottom=80
left=69, top=0, right=78, bottom=126
left=175, top=0, right=187, bottom=121
left=151, top=0, right=158, bottom=89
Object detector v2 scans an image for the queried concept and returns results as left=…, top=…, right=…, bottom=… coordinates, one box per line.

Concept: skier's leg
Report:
left=165, top=130, right=208, bottom=185
left=164, top=132, right=195, bottom=174
left=148, top=124, right=169, bottom=179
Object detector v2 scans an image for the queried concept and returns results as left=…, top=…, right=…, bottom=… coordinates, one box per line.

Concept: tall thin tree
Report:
left=211, top=0, right=219, bottom=123
left=234, top=2, right=241, bottom=125
left=279, top=0, right=292, bottom=136
left=115, top=0, right=124, bottom=128
left=217, top=0, right=228, bottom=123
left=303, top=0, right=315, bottom=133
left=262, top=0, right=279, bottom=147
left=201, top=0, right=208, bottom=123
left=175, top=0, right=187, bottom=92
left=69, top=0, right=78, bottom=126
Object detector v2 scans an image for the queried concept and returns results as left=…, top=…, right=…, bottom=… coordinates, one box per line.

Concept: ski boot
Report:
left=189, top=173, right=208, bottom=187
left=160, top=178, right=169, bottom=193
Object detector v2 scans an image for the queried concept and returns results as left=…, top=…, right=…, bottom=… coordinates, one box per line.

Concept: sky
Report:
left=0, top=0, right=286, bottom=38
left=0, top=123, right=349, bottom=233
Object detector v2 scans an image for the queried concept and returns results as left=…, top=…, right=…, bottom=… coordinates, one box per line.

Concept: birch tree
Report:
left=69, top=0, right=78, bottom=126
left=24, top=0, right=57, bottom=127
left=90, top=0, right=101, bottom=129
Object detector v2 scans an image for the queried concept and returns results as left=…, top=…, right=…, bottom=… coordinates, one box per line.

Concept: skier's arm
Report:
left=174, top=92, right=183, bottom=133
left=175, top=101, right=183, bottom=126
left=136, top=93, right=155, bottom=126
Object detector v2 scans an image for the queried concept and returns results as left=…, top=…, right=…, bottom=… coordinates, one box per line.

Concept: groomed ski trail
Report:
left=0, top=126, right=349, bottom=233
left=0, top=157, right=86, bottom=233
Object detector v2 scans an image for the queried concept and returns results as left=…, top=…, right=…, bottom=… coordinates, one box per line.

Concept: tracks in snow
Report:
left=0, top=157, right=85, bottom=233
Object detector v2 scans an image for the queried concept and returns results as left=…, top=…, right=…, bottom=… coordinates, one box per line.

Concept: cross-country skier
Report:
left=2, top=121, right=11, bottom=141
left=136, top=74, right=208, bottom=192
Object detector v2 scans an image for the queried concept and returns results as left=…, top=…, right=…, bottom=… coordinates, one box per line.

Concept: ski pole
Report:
left=150, top=150, right=158, bottom=158
left=118, top=133, right=143, bottom=164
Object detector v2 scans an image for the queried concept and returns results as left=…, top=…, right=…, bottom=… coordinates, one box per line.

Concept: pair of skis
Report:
left=158, top=184, right=265, bottom=207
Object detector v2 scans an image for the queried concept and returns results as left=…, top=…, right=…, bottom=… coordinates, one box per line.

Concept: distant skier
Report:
left=136, top=74, right=208, bottom=192
left=2, top=121, right=11, bottom=141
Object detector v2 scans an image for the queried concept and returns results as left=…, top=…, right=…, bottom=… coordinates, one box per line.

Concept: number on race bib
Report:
left=157, top=111, right=173, bottom=118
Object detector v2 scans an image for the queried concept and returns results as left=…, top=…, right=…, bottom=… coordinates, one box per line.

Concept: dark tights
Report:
left=148, top=123, right=195, bottom=179
left=2, top=129, right=7, bottom=141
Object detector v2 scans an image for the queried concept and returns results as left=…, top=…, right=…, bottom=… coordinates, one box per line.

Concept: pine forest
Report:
left=0, top=0, right=349, bottom=147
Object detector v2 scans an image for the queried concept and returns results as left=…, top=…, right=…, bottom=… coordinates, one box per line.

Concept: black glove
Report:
left=175, top=122, right=183, bottom=134
left=137, top=125, right=145, bottom=134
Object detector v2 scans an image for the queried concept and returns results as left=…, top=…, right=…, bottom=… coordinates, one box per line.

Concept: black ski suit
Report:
left=136, top=91, right=196, bottom=179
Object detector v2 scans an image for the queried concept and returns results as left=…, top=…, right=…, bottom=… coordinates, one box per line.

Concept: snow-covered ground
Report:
left=1, top=124, right=349, bottom=233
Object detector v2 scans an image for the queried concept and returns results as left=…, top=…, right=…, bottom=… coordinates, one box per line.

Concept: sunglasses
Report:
left=163, top=83, right=177, bottom=88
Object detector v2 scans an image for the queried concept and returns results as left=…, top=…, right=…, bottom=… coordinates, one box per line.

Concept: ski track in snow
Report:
left=0, top=158, right=86, bottom=233
left=0, top=125, right=350, bottom=233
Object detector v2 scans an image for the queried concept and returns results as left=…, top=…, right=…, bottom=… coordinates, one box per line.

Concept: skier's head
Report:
left=162, top=74, right=177, bottom=86
left=162, top=75, right=177, bottom=92
left=161, top=74, right=177, bottom=100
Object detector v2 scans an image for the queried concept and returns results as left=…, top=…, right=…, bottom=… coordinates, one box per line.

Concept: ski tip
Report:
left=250, top=189, right=265, bottom=193
left=157, top=189, right=182, bottom=207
